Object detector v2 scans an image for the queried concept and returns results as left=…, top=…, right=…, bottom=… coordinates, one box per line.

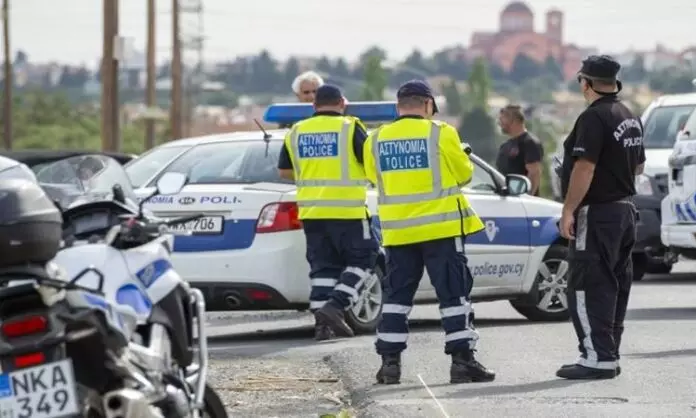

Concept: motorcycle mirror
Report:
left=112, top=184, right=126, bottom=204
left=156, top=172, right=188, bottom=195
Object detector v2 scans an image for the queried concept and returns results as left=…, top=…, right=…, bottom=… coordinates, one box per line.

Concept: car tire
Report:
left=645, top=260, right=673, bottom=275
left=345, top=265, right=383, bottom=334
left=510, top=243, right=571, bottom=322
left=632, top=254, right=648, bottom=281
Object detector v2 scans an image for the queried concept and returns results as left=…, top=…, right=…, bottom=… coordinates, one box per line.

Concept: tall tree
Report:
left=458, top=107, right=498, bottom=164
left=282, top=57, right=300, bottom=90
left=544, top=55, right=564, bottom=82
left=360, top=55, right=387, bottom=101
left=442, top=79, right=463, bottom=116
left=466, top=58, right=491, bottom=110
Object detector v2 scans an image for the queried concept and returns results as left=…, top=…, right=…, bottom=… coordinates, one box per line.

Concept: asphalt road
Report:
left=206, top=262, right=696, bottom=418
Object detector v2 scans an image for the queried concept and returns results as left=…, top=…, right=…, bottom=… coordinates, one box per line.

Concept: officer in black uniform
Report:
left=556, top=55, right=645, bottom=380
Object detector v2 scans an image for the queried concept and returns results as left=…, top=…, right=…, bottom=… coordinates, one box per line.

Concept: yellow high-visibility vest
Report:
left=284, top=115, right=368, bottom=220
left=364, top=118, right=484, bottom=246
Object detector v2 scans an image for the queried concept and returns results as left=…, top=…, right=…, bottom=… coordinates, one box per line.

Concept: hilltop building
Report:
left=468, top=1, right=595, bottom=80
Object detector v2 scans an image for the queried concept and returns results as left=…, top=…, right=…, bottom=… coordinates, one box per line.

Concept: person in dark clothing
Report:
left=496, top=105, right=544, bottom=196
left=556, top=55, right=645, bottom=380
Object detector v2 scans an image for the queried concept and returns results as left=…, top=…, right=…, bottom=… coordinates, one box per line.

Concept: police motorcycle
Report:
left=0, top=154, right=227, bottom=418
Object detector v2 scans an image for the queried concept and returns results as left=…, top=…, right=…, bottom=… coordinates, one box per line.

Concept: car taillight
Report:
left=2, top=315, right=48, bottom=338
left=256, top=202, right=302, bottom=233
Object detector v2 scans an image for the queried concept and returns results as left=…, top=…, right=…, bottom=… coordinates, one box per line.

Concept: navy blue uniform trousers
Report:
left=303, top=219, right=379, bottom=311
left=568, top=200, right=636, bottom=370
left=376, top=235, right=479, bottom=355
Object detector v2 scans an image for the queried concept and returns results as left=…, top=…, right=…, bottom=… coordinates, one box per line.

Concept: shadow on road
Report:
left=626, top=307, right=696, bottom=321
left=370, top=378, right=592, bottom=400
left=638, top=273, right=696, bottom=285
left=624, top=348, right=696, bottom=359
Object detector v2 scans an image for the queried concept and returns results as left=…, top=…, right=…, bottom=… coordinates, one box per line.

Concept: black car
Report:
left=0, top=149, right=137, bottom=171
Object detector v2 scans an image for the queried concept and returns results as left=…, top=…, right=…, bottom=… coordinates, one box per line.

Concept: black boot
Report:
left=556, top=364, right=617, bottom=380
left=315, top=303, right=354, bottom=337
left=314, top=323, right=334, bottom=341
left=376, top=354, right=401, bottom=385
left=450, top=351, right=496, bottom=384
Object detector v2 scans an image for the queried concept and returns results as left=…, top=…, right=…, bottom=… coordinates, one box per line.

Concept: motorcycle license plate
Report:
left=0, top=359, right=79, bottom=418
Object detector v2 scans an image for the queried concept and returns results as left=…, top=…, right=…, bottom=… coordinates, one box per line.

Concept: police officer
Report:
left=277, top=84, right=379, bottom=341
left=363, top=80, right=496, bottom=385
left=495, top=104, right=544, bottom=196
left=556, top=56, right=645, bottom=380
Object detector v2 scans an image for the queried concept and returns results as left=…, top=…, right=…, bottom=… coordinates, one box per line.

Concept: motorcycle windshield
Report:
left=35, top=154, right=138, bottom=209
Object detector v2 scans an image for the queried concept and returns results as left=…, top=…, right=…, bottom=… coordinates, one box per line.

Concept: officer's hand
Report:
left=559, top=210, right=575, bottom=240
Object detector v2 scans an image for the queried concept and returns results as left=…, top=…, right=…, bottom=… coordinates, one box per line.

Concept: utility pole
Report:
left=170, top=0, right=183, bottom=140
left=2, top=0, right=11, bottom=150
left=181, top=0, right=205, bottom=138
left=101, top=0, right=119, bottom=151
left=145, top=0, right=156, bottom=149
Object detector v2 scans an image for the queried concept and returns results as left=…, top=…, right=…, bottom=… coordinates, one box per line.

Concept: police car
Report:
left=124, top=102, right=567, bottom=332
left=661, top=104, right=696, bottom=260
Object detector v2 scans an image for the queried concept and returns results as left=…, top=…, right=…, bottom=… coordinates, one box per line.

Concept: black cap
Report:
left=314, top=84, right=344, bottom=105
left=397, top=80, right=439, bottom=113
left=578, top=55, right=621, bottom=81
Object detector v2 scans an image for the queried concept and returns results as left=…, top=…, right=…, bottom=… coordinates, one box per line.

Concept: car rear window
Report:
left=152, top=141, right=291, bottom=185
left=643, top=104, right=696, bottom=149
left=125, top=146, right=188, bottom=187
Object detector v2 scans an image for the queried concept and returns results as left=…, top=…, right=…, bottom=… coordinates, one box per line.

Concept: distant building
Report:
left=468, top=1, right=595, bottom=80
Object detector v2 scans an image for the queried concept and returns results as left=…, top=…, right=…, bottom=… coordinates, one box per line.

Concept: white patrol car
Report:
left=661, top=103, right=696, bottom=258
left=123, top=102, right=567, bottom=333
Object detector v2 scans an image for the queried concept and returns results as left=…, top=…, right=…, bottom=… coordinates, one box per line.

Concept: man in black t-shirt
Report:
left=495, top=105, right=544, bottom=196
left=556, top=55, right=645, bottom=381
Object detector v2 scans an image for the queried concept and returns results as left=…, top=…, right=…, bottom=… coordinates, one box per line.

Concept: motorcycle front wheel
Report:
left=202, top=383, right=228, bottom=418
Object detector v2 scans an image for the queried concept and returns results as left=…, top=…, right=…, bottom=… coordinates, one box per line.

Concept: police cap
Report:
left=397, top=80, right=439, bottom=113
left=314, top=84, right=344, bottom=105
left=578, top=55, right=621, bottom=81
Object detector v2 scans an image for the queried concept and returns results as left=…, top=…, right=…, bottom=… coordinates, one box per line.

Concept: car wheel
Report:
left=345, top=266, right=383, bottom=334
left=645, top=260, right=673, bottom=275
left=510, top=243, right=570, bottom=322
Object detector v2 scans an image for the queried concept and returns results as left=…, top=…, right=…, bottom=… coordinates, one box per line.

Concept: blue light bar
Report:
left=263, top=101, right=398, bottom=124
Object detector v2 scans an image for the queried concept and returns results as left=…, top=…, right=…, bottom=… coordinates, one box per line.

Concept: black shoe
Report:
left=376, top=354, right=401, bottom=385
left=556, top=364, right=617, bottom=380
left=560, top=363, right=621, bottom=376
left=450, top=352, right=496, bottom=384
left=314, top=324, right=334, bottom=341
left=315, top=303, right=354, bottom=337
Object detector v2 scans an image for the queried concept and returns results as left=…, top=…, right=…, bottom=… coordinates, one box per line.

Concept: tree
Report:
left=466, top=58, right=491, bottom=110
left=508, top=53, right=544, bottom=84
left=360, top=55, right=387, bottom=101
left=519, top=76, right=555, bottom=104
left=282, top=57, right=301, bottom=90
left=250, top=50, right=282, bottom=93
left=333, top=58, right=351, bottom=79
left=458, top=107, right=498, bottom=164
left=544, top=56, right=564, bottom=82
left=622, top=55, right=647, bottom=82
left=441, top=79, right=463, bottom=116
left=315, top=56, right=332, bottom=74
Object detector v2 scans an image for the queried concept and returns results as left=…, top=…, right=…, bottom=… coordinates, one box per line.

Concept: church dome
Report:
left=502, top=2, right=533, bottom=16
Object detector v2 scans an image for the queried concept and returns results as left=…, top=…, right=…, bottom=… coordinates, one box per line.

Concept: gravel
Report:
left=207, top=355, right=356, bottom=417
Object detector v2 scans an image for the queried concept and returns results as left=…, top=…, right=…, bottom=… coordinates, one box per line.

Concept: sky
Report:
left=8, top=0, right=696, bottom=68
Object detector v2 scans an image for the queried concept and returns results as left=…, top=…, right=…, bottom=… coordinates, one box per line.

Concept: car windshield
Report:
left=151, top=141, right=292, bottom=185
left=125, top=145, right=188, bottom=188
left=642, top=104, right=696, bottom=149
left=35, top=154, right=137, bottom=209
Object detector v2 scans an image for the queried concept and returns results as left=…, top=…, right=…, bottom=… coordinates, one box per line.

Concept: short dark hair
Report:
left=314, top=96, right=342, bottom=107
left=397, top=95, right=428, bottom=109
left=500, top=105, right=525, bottom=123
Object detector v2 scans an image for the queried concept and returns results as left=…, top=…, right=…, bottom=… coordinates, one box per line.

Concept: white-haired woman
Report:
left=292, top=71, right=324, bottom=103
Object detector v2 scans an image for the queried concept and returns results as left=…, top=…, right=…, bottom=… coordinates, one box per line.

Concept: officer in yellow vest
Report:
left=364, top=80, right=496, bottom=385
left=277, top=84, right=379, bottom=341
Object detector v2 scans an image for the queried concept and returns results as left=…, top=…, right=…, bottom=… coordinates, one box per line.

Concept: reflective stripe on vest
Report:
left=373, top=123, right=476, bottom=229
left=288, top=120, right=365, bottom=188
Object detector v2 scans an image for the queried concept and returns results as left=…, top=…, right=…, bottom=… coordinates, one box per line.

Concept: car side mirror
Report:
left=156, top=172, right=188, bottom=195
left=504, top=174, right=531, bottom=196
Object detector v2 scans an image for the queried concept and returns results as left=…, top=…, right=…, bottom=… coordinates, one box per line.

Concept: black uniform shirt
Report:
left=495, top=131, right=543, bottom=195
left=561, top=95, right=646, bottom=205
left=277, top=111, right=368, bottom=170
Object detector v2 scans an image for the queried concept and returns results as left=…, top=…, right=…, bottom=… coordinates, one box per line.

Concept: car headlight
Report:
left=635, top=174, right=654, bottom=196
